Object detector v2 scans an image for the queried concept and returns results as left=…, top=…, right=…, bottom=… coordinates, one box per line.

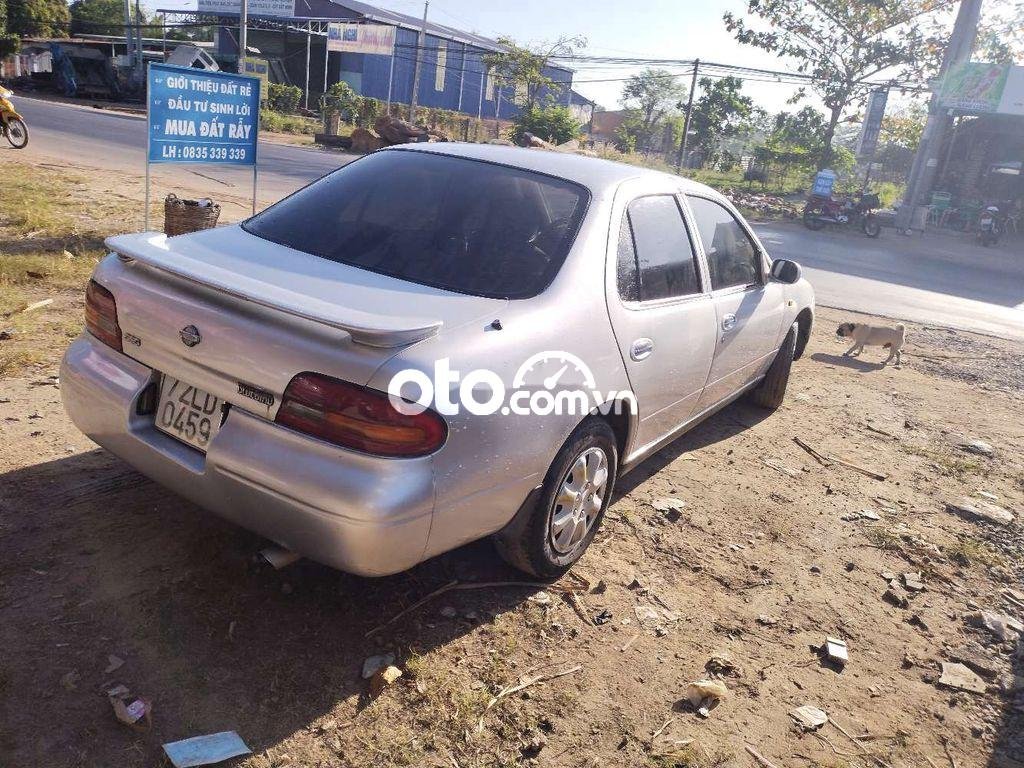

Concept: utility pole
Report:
left=237, top=0, right=249, bottom=74
left=675, top=59, right=699, bottom=171
left=134, top=0, right=144, bottom=70
left=895, top=0, right=982, bottom=232
left=409, top=0, right=429, bottom=123
left=122, top=0, right=135, bottom=72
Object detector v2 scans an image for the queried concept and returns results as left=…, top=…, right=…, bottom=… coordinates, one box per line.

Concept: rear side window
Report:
left=618, top=196, right=701, bottom=302
left=616, top=212, right=640, bottom=302
left=243, top=150, right=589, bottom=300
left=686, top=196, right=760, bottom=291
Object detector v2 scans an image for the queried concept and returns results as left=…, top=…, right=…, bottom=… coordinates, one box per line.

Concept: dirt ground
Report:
left=1, top=301, right=1023, bottom=768
left=2, top=151, right=1024, bottom=768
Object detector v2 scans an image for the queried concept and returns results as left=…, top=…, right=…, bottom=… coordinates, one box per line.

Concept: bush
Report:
left=321, top=81, right=360, bottom=122
left=267, top=83, right=302, bottom=114
left=511, top=105, right=580, bottom=146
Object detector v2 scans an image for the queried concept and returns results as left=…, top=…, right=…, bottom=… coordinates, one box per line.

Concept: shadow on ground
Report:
left=0, top=400, right=778, bottom=767
left=810, top=351, right=894, bottom=373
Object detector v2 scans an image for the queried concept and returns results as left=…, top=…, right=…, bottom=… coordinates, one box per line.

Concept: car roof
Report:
left=385, top=143, right=722, bottom=198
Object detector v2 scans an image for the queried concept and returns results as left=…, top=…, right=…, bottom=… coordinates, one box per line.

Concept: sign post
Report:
left=146, top=63, right=261, bottom=229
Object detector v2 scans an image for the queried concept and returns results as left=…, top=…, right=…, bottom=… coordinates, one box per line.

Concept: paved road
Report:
left=755, top=223, right=1024, bottom=341
left=12, top=96, right=1024, bottom=340
left=15, top=95, right=351, bottom=202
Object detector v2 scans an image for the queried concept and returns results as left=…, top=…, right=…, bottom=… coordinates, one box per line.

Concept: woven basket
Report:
left=164, top=194, right=221, bottom=237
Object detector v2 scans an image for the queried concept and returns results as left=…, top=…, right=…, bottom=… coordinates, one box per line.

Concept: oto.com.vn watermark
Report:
left=387, top=352, right=636, bottom=417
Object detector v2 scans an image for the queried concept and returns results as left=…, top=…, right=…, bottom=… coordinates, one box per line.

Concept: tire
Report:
left=862, top=214, right=881, bottom=238
left=494, top=418, right=618, bottom=579
left=4, top=118, right=28, bottom=149
left=747, top=322, right=798, bottom=410
left=802, top=208, right=825, bottom=231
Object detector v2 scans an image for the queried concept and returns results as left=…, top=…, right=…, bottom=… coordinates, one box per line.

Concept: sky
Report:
left=146, top=0, right=823, bottom=113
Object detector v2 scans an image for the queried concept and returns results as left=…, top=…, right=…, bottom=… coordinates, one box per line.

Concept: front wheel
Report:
left=862, top=214, right=881, bottom=238
left=494, top=419, right=617, bottom=578
left=747, top=322, right=798, bottom=410
left=4, top=117, right=28, bottom=149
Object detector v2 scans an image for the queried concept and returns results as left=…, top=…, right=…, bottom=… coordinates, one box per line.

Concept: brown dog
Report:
left=836, top=322, right=905, bottom=365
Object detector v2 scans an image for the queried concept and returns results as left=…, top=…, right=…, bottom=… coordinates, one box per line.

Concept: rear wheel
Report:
left=494, top=419, right=617, bottom=579
left=862, top=214, right=881, bottom=238
left=802, top=208, right=825, bottom=230
left=4, top=118, right=28, bottom=149
left=747, top=322, right=798, bottom=410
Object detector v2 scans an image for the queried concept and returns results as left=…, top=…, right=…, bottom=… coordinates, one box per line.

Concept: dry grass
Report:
left=900, top=444, right=986, bottom=480
left=943, top=535, right=1006, bottom=568
left=0, top=161, right=133, bottom=377
left=652, top=744, right=736, bottom=768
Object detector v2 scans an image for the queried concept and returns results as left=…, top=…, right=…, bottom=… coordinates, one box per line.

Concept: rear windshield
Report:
left=243, top=150, right=590, bottom=299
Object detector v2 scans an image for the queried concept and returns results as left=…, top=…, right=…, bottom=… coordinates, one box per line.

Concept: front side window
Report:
left=244, top=151, right=589, bottom=299
left=622, top=195, right=701, bottom=302
left=686, top=196, right=760, bottom=291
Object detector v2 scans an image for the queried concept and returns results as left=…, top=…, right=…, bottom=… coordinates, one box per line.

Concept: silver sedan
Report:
left=61, top=144, right=814, bottom=577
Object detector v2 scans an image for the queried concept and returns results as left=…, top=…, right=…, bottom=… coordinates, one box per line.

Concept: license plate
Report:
left=155, top=376, right=222, bottom=452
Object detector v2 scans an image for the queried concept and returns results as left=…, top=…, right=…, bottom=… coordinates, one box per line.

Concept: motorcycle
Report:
left=0, top=87, right=29, bottom=149
left=802, top=192, right=881, bottom=238
left=977, top=205, right=1001, bottom=247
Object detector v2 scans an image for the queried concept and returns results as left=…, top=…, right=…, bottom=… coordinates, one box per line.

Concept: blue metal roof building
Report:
left=178, top=0, right=594, bottom=122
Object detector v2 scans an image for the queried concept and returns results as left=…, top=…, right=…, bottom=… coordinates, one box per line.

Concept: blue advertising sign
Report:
left=148, top=63, right=259, bottom=165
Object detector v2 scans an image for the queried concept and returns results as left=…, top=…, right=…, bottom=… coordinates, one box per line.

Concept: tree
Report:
left=0, top=0, right=19, bottom=57
left=879, top=104, right=926, bottom=150
left=6, top=0, right=71, bottom=37
left=688, top=76, right=754, bottom=165
left=69, top=0, right=134, bottom=35
left=482, top=35, right=585, bottom=111
left=771, top=106, right=827, bottom=154
left=724, top=0, right=951, bottom=169
left=149, top=13, right=214, bottom=43
left=975, top=2, right=1024, bottom=63
left=618, top=68, right=686, bottom=153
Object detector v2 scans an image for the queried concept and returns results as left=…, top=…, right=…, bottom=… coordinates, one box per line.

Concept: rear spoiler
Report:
left=105, top=232, right=442, bottom=348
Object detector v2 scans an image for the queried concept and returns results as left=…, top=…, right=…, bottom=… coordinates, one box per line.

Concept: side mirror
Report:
left=770, top=258, right=802, bottom=284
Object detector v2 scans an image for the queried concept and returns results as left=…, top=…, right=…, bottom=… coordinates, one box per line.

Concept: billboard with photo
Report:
left=938, top=62, right=1024, bottom=115
left=327, top=23, right=396, bottom=55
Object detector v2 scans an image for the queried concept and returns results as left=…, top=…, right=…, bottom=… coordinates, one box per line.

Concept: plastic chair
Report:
left=928, top=191, right=952, bottom=226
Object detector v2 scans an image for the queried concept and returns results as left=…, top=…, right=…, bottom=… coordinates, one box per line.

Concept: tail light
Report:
left=85, top=279, right=122, bottom=352
left=276, top=372, right=447, bottom=457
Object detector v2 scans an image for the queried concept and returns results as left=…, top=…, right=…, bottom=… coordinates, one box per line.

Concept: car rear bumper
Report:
left=59, top=334, right=435, bottom=576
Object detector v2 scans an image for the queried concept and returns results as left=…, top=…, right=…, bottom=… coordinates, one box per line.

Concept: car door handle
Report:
left=630, top=338, right=654, bottom=361
left=721, top=313, right=737, bottom=332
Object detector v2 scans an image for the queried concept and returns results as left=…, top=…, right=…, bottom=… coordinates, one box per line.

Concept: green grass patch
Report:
left=259, top=108, right=321, bottom=135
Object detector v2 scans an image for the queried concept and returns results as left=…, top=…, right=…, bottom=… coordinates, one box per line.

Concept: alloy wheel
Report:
left=549, top=446, right=609, bottom=554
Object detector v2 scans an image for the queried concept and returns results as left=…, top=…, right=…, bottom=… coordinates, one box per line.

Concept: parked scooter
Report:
left=0, top=87, right=29, bottom=149
left=977, top=205, right=1001, bottom=247
left=803, top=191, right=882, bottom=237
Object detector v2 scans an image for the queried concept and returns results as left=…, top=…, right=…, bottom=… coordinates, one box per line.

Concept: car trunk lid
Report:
left=101, top=226, right=506, bottom=419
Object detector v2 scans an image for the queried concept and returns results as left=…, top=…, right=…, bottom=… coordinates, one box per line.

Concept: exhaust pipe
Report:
left=259, top=546, right=302, bottom=570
